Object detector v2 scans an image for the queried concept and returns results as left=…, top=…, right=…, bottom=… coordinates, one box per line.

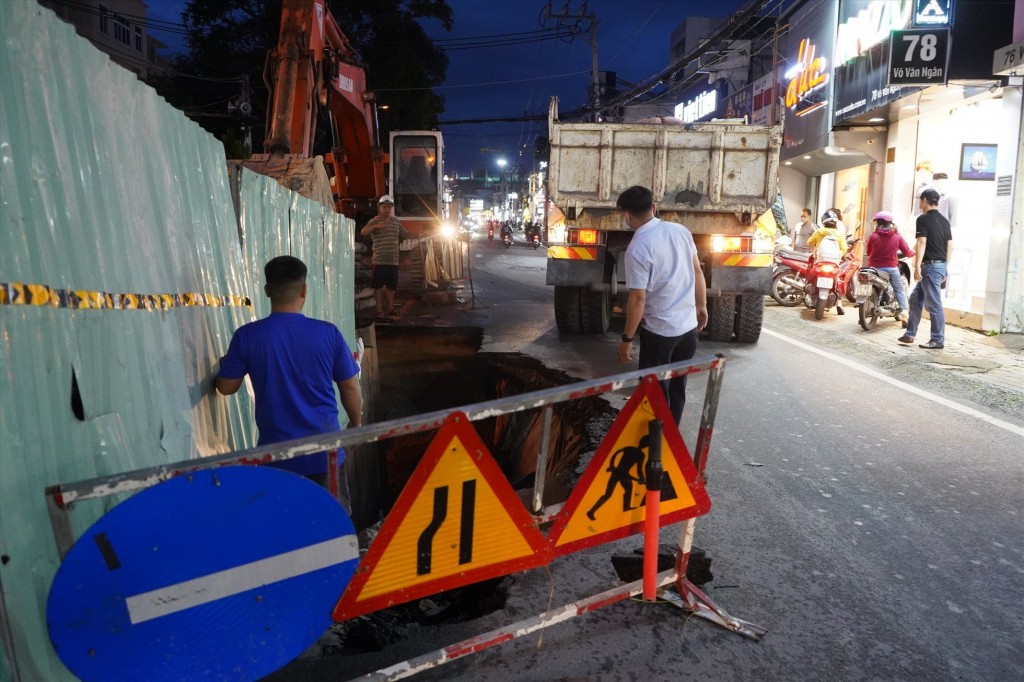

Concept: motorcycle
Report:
left=502, top=232, right=512, bottom=249
left=804, top=238, right=860, bottom=320
left=487, top=222, right=495, bottom=240
left=853, top=257, right=912, bottom=331
left=853, top=267, right=900, bottom=331
left=531, top=230, right=541, bottom=249
left=771, top=244, right=813, bottom=307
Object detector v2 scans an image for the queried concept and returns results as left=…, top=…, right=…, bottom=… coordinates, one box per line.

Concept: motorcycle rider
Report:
left=807, top=210, right=849, bottom=314
left=865, top=211, right=914, bottom=321
left=807, top=210, right=849, bottom=260
left=500, top=220, right=514, bottom=242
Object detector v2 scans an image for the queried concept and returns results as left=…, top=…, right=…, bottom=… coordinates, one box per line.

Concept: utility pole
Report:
left=240, top=74, right=252, bottom=153
left=541, top=2, right=600, bottom=121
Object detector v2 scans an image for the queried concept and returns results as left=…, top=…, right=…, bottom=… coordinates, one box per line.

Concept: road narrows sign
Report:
left=46, top=467, right=359, bottom=682
left=547, top=376, right=711, bottom=556
left=333, top=412, right=551, bottom=622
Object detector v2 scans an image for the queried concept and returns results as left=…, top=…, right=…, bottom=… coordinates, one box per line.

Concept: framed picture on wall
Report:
left=959, top=143, right=997, bottom=181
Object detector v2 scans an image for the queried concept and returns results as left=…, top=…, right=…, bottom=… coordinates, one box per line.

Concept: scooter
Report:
left=487, top=222, right=495, bottom=241
left=771, top=246, right=813, bottom=307
left=531, top=231, right=541, bottom=249
left=502, top=232, right=512, bottom=249
left=853, top=257, right=912, bottom=331
left=804, top=238, right=860, bottom=320
left=853, top=267, right=900, bottom=331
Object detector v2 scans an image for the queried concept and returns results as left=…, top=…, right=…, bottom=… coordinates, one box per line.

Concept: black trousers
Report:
left=638, top=327, right=698, bottom=426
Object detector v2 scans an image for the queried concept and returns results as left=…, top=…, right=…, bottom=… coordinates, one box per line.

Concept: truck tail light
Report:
left=711, top=235, right=752, bottom=253
left=567, top=228, right=602, bottom=245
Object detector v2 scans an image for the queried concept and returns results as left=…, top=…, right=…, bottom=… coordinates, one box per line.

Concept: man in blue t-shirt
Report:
left=217, top=256, right=362, bottom=486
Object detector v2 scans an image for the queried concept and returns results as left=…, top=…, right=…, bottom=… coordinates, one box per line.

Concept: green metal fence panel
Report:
left=0, top=1, right=354, bottom=678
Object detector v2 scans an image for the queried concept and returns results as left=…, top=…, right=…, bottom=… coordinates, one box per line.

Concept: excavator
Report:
left=261, top=0, right=445, bottom=239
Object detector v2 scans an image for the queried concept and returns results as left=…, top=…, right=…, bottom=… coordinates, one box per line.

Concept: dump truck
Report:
left=544, top=97, right=783, bottom=343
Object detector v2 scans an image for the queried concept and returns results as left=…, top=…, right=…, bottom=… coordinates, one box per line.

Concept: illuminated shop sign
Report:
left=674, top=89, right=718, bottom=123
left=835, top=0, right=912, bottom=64
left=914, top=0, right=951, bottom=26
left=785, top=38, right=829, bottom=116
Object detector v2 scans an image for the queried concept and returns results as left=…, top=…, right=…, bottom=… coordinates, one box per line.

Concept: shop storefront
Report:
left=833, top=0, right=1018, bottom=330
left=771, top=0, right=889, bottom=241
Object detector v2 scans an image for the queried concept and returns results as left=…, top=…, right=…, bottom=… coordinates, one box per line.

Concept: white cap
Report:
left=379, top=194, right=394, bottom=204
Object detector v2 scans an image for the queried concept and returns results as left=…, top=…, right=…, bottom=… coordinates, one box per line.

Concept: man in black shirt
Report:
left=898, top=189, right=953, bottom=349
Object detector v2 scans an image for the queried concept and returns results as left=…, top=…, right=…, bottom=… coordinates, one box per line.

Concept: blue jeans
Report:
left=875, top=266, right=908, bottom=310
left=905, top=262, right=946, bottom=344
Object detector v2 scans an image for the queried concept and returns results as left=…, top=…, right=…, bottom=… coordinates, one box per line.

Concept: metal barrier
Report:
left=45, top=353, right=765, bottom=679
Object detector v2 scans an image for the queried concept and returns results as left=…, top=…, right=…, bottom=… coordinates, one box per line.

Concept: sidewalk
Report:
left=862, top=317, right=1024, bottom=396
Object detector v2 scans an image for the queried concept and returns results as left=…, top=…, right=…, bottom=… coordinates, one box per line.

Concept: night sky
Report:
left=147, top=0, right=749, bottom=174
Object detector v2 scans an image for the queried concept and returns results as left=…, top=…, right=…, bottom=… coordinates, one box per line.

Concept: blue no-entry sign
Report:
left=47, top=466, right=359, bottom=681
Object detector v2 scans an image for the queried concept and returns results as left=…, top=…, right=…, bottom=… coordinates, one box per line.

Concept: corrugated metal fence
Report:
left=0, top=2, right=356, bottom=678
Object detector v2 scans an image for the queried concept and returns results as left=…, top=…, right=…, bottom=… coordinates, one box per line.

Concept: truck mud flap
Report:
left=546, top=246, right=605, bottom=287
left=706, top=259, right=772, bottom=295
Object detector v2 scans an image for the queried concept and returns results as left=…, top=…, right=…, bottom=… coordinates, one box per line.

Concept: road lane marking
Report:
left=762, top=328, right=1024, bottom=438
left=125, top=535, right=358, bottom=624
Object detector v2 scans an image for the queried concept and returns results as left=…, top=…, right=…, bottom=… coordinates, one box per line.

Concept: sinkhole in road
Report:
left=333, top=325, right=617, bottom=655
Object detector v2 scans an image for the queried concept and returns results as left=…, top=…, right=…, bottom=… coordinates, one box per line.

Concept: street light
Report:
left=495, top=159, right=508, bottom=219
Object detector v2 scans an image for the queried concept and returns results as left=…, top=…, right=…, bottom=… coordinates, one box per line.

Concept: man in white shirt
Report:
left=617, top=185, right=708, bottom=424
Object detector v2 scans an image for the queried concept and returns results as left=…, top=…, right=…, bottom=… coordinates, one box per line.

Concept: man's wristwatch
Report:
left=621, top=333, right=634, bottom=343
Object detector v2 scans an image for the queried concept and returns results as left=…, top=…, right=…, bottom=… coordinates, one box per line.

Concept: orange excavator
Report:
left=262, top=0, right=445, bottom=237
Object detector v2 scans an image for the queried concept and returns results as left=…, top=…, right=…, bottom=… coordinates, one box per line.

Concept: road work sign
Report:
left=47, top=466, right=359, bottom=682
left=547, top=377, right=711, bottom=555
left=334, top=412, right=551, bottom=621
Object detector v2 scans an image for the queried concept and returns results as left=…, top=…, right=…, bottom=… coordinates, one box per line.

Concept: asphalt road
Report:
left=275, top=235, right=1024, bottom=681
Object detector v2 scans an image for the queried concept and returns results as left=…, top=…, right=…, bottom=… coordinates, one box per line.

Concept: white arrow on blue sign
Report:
left=47, top=466, right=359, bottom=681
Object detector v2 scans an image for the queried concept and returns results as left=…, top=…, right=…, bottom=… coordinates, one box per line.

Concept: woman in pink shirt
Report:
left=865, top=211, right=914, bottom=320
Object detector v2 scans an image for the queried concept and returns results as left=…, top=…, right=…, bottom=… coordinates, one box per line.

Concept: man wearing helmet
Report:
left=865, top=211, right=914, bottom=320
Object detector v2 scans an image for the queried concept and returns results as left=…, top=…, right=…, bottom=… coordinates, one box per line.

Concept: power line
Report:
left=375, top=69, right=591, bottom=92
left=432, top=26, right=574, bottom=45
left=45, top=0, right=193, bottom=36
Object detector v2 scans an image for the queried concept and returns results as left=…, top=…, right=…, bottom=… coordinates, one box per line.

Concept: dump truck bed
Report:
left=547, top=101, right=782, bottom=232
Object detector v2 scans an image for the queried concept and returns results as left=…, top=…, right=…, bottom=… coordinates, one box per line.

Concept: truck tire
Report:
left=735, top=294, right=763, bottom=343
left=708, top=295, right=736, bottom=342
left=579, top=289, right=610, bottom=334
left=554, top=286, right=583, bottom=334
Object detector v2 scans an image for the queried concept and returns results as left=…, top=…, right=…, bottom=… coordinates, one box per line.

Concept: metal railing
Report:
left=45, top=354, right=726, bottom=560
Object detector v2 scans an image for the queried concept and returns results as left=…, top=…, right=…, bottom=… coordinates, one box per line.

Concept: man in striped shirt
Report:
left=360, top=195, right=411, bottom=322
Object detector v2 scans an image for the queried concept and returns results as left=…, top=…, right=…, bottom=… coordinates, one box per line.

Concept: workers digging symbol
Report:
left=585, top=435, right=677, bottom=521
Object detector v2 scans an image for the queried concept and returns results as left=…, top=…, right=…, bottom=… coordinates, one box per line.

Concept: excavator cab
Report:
left=390, top=131, right=443, bottom=234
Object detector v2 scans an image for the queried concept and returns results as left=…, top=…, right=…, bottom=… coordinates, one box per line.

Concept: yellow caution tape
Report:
left=0, top=282, right=251, bottom=310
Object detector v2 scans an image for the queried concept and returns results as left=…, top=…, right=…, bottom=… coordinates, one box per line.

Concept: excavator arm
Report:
left=264, top=0, right=385, bottom=217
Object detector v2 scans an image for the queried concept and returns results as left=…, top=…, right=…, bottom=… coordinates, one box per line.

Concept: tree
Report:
left=154, top=0, right=452, bottom=155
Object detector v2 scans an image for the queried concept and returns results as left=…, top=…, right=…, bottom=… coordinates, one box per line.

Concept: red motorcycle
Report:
left=771, top=245, right=814, bottom=307
left=804, top=239, right=861, bottom=320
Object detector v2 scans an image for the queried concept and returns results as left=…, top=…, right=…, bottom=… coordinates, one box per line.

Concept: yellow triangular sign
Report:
left=547, top=376, right=711, bottom=556
left=334, top=412, right=551, bottom=621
